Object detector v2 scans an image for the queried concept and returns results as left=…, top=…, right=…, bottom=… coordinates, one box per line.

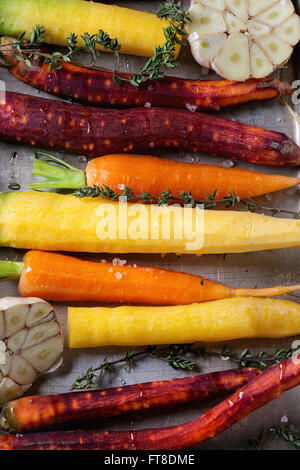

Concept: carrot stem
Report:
left=0, top=260, right=24, bottom=280
left=30, top=155, right=86, bottom=190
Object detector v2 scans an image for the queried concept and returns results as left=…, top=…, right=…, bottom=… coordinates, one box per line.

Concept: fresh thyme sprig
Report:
left=215, top=344, right=300, bottom=369
left=128, top=2, right=190, bottom=88
left=249, top=423, right=300, bottom=450
left=75, top=185, right=300, bottom=218
left=71, top=344, right=197, bottom=390
left=0, top=25, right=121, bottom=73
left=71, top=343, right=300, bottom=390
left=271, top=423, right=300, bottom=449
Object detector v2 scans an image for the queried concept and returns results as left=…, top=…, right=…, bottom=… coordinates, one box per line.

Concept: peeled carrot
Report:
left=1, top=250, right=299, bottom=305
left=0, top=368, right=259, bottom=432
left=1, top=45, right=293, bottom=110
left=68, top=297, right=300, bottom=348
left=30, top=153, right=300, bottom=200
left=1, top=192, right=300, bottom=255
left=0, top=356, right=299, bottom=450
left=0, top=0, right=174, bottom=58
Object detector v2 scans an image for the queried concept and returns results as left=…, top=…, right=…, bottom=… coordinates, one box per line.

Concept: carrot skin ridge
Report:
left=0, top=356, right=299, bottom=450
left=1, top=92, right=300, bottom=166
left=0, top=368, right=259, bottom=433
left=5, top=58, right=292, bottom=110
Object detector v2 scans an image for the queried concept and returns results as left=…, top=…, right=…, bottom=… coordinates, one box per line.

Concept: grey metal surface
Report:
left=0, top=0, right=300, bottom=450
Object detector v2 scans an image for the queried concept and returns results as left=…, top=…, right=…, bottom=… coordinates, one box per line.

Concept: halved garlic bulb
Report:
left=0, top=297, right=63, bottom=404
left=187, top=0, right=300, bottom=80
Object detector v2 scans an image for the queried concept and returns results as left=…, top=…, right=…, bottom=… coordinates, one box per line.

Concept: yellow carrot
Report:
left=1, top=192, right=300, bottom=255
left=68, top=297, right=300, bottom=348
left=0, top=0, right=176, bottom=58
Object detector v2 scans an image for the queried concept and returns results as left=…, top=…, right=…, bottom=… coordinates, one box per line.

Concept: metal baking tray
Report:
left=0, top=0, right=300, bottom=450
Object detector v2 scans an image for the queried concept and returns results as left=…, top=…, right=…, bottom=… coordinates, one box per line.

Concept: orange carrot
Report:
left=86, top=154, right=300, bottom=200
left=1, top=250, right=299, bottom=305
left=30, top=153, right=300, bottom=200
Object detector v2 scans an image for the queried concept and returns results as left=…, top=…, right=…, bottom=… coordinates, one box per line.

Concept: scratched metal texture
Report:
left=0, top=0, right=300, bottom=450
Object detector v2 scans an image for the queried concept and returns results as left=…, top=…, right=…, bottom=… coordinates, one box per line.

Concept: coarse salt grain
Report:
left=186, top=103, right=198, bottom=112
left=222, top=159, right=234, bottom=168
left=112, top=258, right=127, bottom=266
left=115, top=272, right=122, bottom=280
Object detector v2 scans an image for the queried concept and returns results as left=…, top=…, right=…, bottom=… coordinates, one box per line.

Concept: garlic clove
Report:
left=189, top=32, right=227, bottom=68
left=256, top=33, right=293, bottom=65
left=22, top=335, right=64, bottom=374
left=5, top=304, right=29, bottom=337
left=250, top=41, right=274, bottom=78
left=212, top=33, right=250, bottom=81
left=276, top=14, right=300, bottom=45
left=23, top=321, right=60, bottom=350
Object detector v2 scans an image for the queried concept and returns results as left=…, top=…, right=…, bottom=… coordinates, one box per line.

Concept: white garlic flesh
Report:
left=0, top=297, right=63, bottom=404
left=187, top=0, right=300, bottom=80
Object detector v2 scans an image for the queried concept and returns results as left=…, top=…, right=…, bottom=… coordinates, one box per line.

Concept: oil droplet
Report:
left=9, top=151, right=18, bottom=164
left=8, top=183, right=20, bottom=191
left=123, top=56, right=131, bottom=74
